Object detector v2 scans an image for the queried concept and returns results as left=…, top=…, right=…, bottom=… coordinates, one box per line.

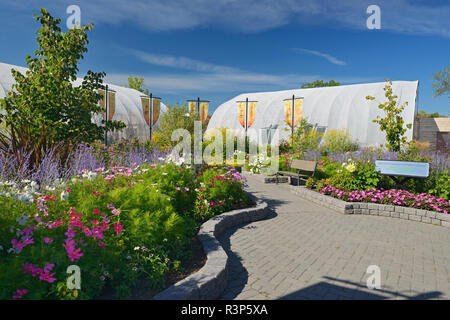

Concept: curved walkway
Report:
left=219, top=175, right=450, bottom=300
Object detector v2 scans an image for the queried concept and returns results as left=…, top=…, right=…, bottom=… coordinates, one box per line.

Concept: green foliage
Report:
left=432, top=66, right=450, bottom=98
left=155, top=103, right=197, bottom=148
left=328, top=159, right=380, bottom=191
left=416, top=110, right=448, bottom=118
left=0, top=162, right=251, bottom=299
left=290, top=119, right=323, bottom=155
left=127, top=75, right=149, bottom=95
left=0, top=9, right=125, bottom=167
left=320, top=129, right=359, bottom=155
left=366, top=80, right=412, bottom=152
left=427, top=170, right=450, bottom=200
left=305, top=177, right=315, bottom=189
left=301, top=79, right=341, bottom=88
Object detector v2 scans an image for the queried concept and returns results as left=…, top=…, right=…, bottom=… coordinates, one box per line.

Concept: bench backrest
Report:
left=290, top=159, right=317, bottom=172
left=375, top=160, right=429, bottom=178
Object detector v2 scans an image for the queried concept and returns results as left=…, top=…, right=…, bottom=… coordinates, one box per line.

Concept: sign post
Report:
left=283, top=95, right=304, bottom=152
left=141, top=94, right=161, bottom=141
left=101, top=85, right=116, bottom=146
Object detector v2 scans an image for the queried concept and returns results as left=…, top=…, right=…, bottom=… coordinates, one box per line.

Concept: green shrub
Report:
left=320, top=129, right=359, bottom=155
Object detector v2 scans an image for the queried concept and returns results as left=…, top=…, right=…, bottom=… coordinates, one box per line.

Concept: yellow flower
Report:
left=346, top=163, right=356, bottom=173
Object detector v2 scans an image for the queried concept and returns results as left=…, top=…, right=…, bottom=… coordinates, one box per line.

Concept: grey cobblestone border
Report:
left=290, top=185, right=450, bottom=228
left=153, top=193, right=269, bottom=300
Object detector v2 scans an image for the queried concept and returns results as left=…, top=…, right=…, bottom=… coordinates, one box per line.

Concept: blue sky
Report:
left=0, top=0, right=449, bottom=115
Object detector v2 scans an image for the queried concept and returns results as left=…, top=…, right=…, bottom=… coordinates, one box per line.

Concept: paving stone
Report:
left=219, top=175, right=450, bottom=300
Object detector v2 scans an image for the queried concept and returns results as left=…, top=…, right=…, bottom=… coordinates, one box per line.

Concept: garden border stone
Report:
left=153, top=192, right=269, bottom=300
left=289, top=185, right=450, bottom=228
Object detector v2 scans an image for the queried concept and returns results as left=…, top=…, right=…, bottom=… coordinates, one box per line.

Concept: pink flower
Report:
left=176, top=187, right=181, bottom=191
left=12, top=289, right=28, bottom=299
left=92, top=191, right=101, bottom=196
left=43, top=237, right=53, bottom=244
left=111, top=208, right=121, bottom=215
left=113, top=222, right=124, bottom=236
left=93, top=209, right=101, bottom=214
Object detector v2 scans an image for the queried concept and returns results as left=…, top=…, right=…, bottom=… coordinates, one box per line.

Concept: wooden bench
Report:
left=276, top=159, right=317, bottom=186
left=375, top=160, right=429, bottom=189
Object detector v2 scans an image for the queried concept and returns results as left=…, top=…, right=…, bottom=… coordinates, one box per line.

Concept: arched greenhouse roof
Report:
left=0, top=62, right=167, bottom=143
left=206, top=81, right=419, bottom=147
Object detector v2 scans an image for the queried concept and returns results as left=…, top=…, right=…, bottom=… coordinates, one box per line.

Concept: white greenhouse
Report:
left=0, top=62, right=168, bottom=144
left=206, top=81, right=419, bottom=147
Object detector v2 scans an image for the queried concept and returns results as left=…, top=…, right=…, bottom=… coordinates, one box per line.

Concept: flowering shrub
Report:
left=320, top=129, right=359, bottom=155
left=320, top=186, right=449, bottom=214
left=328, top=159, right=380, bottom=191
left=0, top=160, right=251, bottom=299
left=247, top=154, right=271, bottom=174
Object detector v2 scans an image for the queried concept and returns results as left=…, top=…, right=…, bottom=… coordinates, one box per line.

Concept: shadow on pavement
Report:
left=278, top=276, right=442, bottom=300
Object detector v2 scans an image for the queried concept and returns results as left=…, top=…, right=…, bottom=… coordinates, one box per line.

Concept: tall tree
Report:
left=366, top=80, right=412, bottom=152
left=432, top=66, right=450, bottom=98
left=127, top=75, right=149, bottom=95
left=301, top=79, right=341, bottom=88
left=0, top=8, right=125, bottom=166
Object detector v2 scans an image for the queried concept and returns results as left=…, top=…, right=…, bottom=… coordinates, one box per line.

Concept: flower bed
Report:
left=319, top=186, right=449, bottom=214
left=0, top=162, right=253, bottom=300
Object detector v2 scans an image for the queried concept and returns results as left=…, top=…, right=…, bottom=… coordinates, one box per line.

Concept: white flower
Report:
left=16, top=214, right=29, bottom=226
left=162, top=172, right=168, bottom=176
left=60, top=190, right=69, bottom=201
left=132, top=267, right=138, bottom=272
left=134, top=246, right=140, bottom=251
left=45, top=186, right=55, bottom=192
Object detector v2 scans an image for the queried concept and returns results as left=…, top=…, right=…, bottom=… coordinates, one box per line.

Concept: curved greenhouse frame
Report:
left=206, top=81, right=419, bottom=147
left=0, top=62, right=167, bottom=143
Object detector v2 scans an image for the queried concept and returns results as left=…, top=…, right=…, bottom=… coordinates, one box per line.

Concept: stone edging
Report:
left=289, top=185, right=450, bottom=229
left=153, top=193, right=269, bottom=300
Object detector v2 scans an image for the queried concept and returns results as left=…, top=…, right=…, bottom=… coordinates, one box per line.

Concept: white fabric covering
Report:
left=0, top=62, right=167, bottom=143
left=206, top=81, right=419, bottom=147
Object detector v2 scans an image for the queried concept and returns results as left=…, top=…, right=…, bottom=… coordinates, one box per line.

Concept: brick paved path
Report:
left=219, top=175, right=450, bottom=300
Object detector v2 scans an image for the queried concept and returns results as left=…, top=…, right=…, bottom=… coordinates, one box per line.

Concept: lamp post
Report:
left=236, top=98, right=258, bottom=146
left=141, top=94, right=161, bottom=141
left=186, top=98, right=210, bottom=122
left=283, top=95, right=303, bottom=149
left=104, top=85, right=116, bottom=146
left=186, top=98, right=209, bottom=169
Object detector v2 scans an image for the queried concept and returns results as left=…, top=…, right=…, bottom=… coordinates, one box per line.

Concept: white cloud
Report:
left=12, top=0, right=449, bottom=37
left=4, top=0, right=448, bottom=37
left=293, top=48, right=347, bottom=66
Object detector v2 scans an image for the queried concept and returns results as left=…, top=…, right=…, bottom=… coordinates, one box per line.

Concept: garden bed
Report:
left=290, top=185, right=450, bottom=228
left=0, top=161, right=254, bottom=300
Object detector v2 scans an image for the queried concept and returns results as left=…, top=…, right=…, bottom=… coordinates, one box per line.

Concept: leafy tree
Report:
left=366, top=80, right=412, bottom=152
left=155, top=103, right=197, bottom=148
left=432, top=66, right=449, bottom=98
left=416, top=110, right=447, bottom=118
left=127, top=75, right=149, bottom=95
left=0, top=9, right=125, bottom=166
left=301, top=79, right=341, bottom=88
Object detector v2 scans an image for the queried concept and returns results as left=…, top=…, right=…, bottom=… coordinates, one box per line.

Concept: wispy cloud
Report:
left=127, top=49, right=238, bottom=73
left=9, top=0, right=449, bottom=38
left=106, top=49, right=375, bottom=94
left=293, top=48, right=347, bottom=66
